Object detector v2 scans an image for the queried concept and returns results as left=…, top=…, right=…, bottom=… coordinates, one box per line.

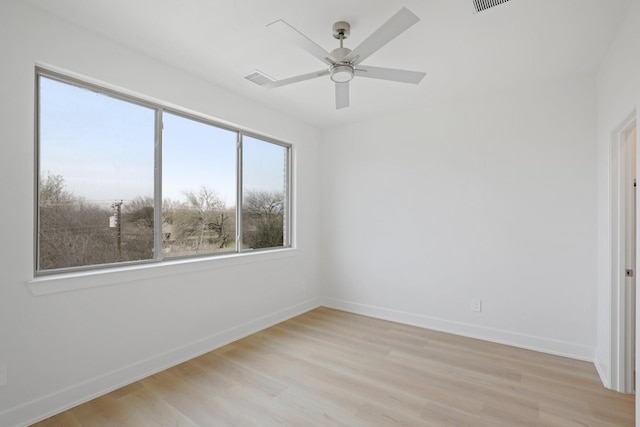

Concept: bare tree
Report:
left=38, top=174, right=157, bottom=269
left=38, top=174, right=246, bottom=267
left=124, top=196, right=154, bottom=228
left=243, top=189, right=284, bottom=249
left=179, top=186, right=229, bottom=250
left=161, top=198, right=182, bottom=226
left=207, top=210, right=233, bottom=248
left=39, top=172, right=74, bottom=206
left=243, top=189, right=283, bottom=216
left=121, top=196, right=155, bottom=260
left=39, top=195, right=116, bottom=269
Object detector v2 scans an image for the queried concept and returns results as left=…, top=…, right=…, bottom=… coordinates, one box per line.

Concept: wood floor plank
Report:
left=31, top=307, right=634, bottom=426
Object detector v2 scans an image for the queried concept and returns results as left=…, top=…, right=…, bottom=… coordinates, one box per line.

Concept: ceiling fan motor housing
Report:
left=331, top=47, right=351, bottom=62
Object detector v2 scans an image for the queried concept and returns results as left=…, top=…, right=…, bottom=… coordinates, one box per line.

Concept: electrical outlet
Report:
left=0, top=363, right=7, bottom=387
left=471, top=299, right=482, bottom=313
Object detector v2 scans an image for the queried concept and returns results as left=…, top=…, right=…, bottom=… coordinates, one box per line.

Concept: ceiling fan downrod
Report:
left=330, top=21, right=354, bottom=83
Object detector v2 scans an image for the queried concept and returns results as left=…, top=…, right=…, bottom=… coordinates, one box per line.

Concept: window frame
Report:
left=34, top=67, right=293, bottom=277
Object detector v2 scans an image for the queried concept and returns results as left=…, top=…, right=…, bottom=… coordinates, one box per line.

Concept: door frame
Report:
left=610, top=110, right=636, bottom=393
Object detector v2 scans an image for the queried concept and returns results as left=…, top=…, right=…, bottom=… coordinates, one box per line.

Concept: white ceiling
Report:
left=25, top=0, right=632, bottom=129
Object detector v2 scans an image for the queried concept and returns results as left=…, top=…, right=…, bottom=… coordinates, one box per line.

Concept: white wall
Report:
left=0, top=2, right=322, bottom=426
left=594, top=0, right=640, bottom=408
left=320, top=75, right=599, bottom=360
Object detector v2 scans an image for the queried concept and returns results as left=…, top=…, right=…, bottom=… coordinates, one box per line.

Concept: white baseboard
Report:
left=594, top=356, right=611, bottom=389
left=321, top=297, right=595, bottom=362
left=2, top=298, right=321, bottom=427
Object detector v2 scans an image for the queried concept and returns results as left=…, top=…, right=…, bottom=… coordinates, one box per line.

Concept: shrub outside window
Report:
left=36, top=69, right=292, bottom=274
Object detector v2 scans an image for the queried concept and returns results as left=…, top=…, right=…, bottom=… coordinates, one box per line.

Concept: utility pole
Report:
left=111, top=200, right=123, bottom=260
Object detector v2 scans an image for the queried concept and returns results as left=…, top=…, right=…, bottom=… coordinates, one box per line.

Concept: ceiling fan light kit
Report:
left=245, top=7, right=426, bottom=110
left=330, top=64, right=354, bottom=83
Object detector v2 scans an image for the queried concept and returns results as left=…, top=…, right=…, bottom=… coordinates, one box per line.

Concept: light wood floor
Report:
left=32, top=307, right=634, bottom=426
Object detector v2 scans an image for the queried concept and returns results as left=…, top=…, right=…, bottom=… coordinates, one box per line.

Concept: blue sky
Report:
left=39, top=76, right=287, bottom=209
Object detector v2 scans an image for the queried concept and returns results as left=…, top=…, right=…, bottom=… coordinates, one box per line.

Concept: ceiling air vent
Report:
left=473, top=0, right=511, bottom=13
left=244, top=70, right=276, bottom=86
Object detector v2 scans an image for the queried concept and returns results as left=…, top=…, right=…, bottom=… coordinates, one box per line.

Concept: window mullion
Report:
left=236, top=132, right=243, bottom=253
left=154, top=109, right=164, bottom=260
left=285, top=147, right=291, bottom=247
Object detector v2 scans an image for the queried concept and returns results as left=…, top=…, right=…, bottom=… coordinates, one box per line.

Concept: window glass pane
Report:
left=242, top=136, right=288, bottom=249
left=38, top=76, right=155, bottom=271
left=162, top=113, right=237, bottom=257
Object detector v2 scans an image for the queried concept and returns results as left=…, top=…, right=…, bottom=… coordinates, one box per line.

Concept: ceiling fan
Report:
left=245, top=7, right=426, bottom=109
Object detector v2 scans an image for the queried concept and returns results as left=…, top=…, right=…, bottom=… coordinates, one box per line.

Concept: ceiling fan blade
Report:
left=343, top=7, right=419, bottom=66
left=355, top=65, right=426, bottom=84
left=335, top=82, right=349, bottom=109
left=267, top=20, right=336, bottom=65
left=264, top=69, right=330, bottom=88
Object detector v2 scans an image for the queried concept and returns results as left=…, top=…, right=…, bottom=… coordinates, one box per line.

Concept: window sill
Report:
left=27, top=248, right=298, bottom=296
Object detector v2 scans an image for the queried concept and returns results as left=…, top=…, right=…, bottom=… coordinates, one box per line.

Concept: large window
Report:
left=36, top=69, right=291, bottom=274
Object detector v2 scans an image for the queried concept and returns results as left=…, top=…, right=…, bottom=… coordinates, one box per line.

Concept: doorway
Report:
left=611, top=112, right=636, bottom=394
